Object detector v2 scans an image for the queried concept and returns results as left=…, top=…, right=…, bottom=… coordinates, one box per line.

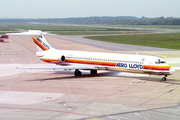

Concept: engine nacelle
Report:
left=41, top=55, right=66, bottom=64
left=60, top=55, right=66, bottom=62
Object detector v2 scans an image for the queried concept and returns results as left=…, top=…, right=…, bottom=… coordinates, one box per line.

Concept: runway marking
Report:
left=108, top=116, right=113, bottom=119
left=1, top=53, right=22, bottom=55
left=2, top=74, right=138, bottom=80
left=139, top=86, right=179, bottom=106
left=144, top=117, right=149, bottom=120
left=111, top=87, right=179, bottom=97
left=2, top=75, right=68, bottom=78
left=95, top=77, right=133, bottom=80
left=11, top=38, right=36, bottom=54
left=7, top=78, right=13, bottom=91
left=86, top=118, right=100, bottom=120
left=143, top=52, right=168, bottom=61
left=135, top=112, right=140, bottom=116
left=0, top=106, right=96, bottom=118
left=63, top=81, right=73, bottom=93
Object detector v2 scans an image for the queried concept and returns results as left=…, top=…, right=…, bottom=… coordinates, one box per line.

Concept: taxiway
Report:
left=0, top=35, right=180, bottom=120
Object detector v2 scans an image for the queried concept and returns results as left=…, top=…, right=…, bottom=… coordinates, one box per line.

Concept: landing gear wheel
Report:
left=162, top=77, right=167, bottom=81
left=90, top=70, right=97, bottom=75
left=74, top=69, right=81, bottom=76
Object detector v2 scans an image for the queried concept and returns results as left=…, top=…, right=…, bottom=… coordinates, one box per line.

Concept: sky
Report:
left=0, top=0, right=180, bottom=18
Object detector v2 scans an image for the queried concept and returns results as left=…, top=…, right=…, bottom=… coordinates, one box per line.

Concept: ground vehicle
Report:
left=0, top=35, right=9, bottom=43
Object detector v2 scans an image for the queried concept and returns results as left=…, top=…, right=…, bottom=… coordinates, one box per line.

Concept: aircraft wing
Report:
left=17, top=65, right=154, bottom=74
left=17, top=65, right=98, bottom=70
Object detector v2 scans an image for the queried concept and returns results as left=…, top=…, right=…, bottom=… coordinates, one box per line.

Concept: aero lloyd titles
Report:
left=116, top=62, right=143, bottom=69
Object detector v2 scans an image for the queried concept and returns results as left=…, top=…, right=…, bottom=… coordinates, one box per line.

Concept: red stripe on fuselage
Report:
left=65, top=59, right=116, bottom=66
left=42, top=58, right=171, bottom=71
left=42, top=58, right=61, bottom=63
left=143, top=65, right=170, bottom=71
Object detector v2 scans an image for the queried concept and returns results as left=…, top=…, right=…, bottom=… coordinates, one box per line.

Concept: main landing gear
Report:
left=90, top=70, right=97, bottom=75
left=74, top=69, right=97, bottom=76
left=160, top=75, right=167, bottom=82
left=74, top=69, right=81, bottom=76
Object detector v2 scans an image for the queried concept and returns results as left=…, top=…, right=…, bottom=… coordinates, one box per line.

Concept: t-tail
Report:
left=31, top=35, right=52, bottom=52
left=7, top=30, right=52, bottom=52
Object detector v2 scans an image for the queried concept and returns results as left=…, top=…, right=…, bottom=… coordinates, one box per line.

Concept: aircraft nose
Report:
left=169, top=67, right=176, bottom=75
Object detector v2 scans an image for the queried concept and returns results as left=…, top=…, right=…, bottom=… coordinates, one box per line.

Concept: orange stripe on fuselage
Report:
left=42, top=58, right=171, bottom=71
left=143, top=65, right=170, bottom=71
left=65, top=59, right=116, bottom=66
left=31, top=36, right=48, bottom=51
left=65, top=59, right=171, bottom=71
left=42, top=58, right=116, bottom=66
left=42, top=58, right=61, bottom=63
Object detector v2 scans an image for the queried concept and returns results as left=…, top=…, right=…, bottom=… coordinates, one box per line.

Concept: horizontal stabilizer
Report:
left=6, top=30, right=47, bottom=36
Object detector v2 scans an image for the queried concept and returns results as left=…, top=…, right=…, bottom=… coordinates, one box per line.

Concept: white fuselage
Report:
left=7, top=30, right=176, bottom=81
left=38, top=48, right=175, bottom=76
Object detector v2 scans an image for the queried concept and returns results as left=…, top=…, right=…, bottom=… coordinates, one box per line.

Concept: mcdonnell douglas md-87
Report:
left=7, top=30, right=175, bottom=82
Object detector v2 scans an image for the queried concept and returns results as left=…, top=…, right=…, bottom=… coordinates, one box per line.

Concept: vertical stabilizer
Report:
left=6, top=30, right=52, bottom=52
left=31, top=35, right=52, bottom=51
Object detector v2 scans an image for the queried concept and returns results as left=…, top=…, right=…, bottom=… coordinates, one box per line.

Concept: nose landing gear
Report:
left=160, top=75, right=167, bottom=82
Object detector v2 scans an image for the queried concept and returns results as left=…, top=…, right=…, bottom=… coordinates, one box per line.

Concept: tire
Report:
left=74, top=69, right=81, bottom=76
left=90, top=70, right=97, bottom=75
left=162, top=77, right=166, bottom=81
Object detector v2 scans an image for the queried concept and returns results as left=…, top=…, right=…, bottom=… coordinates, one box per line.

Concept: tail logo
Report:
left=36, top=38, right=50, bottom=50
left=32, top=36, right=50, bottom=51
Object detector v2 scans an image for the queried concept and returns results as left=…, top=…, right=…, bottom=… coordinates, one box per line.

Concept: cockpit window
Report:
left=155, top=59, right=166, bottom=64
left=160, top=61, right=166, bottom=64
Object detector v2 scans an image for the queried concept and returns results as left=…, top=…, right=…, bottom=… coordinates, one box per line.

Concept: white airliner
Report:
left=7, top=30, right=175, bottom=82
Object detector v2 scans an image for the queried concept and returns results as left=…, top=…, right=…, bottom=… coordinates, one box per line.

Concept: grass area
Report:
left=85, top=33, right=180, bottom=50
left=0, top=23, right=131, bottom=31
left=1, top=22, right=179, bottom=49
left=51, top=31, right=120, bottom=35
left=0, top=23, right=142, bottom=35
left=0, top=23, right=100, bottom=31
left=0, top=23, right=107, bottom=31
left=109, top=25, right=180, bottom=29
left=51, top=31, right=143, bottom=35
